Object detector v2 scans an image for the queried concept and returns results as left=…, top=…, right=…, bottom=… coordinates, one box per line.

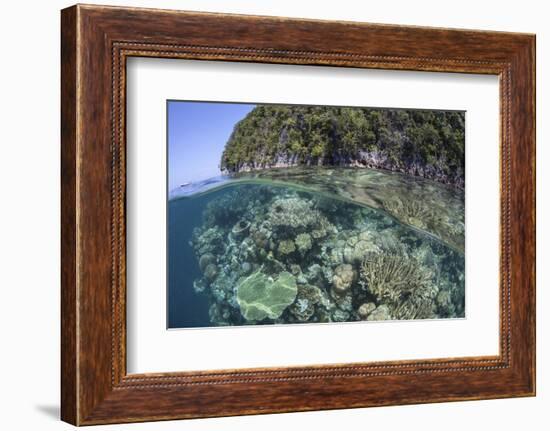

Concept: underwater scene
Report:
left=167, top=102, right=465, bottom=328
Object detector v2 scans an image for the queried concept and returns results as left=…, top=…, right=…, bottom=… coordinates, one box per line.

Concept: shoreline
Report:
left=223, top=160, right=464, bottom=190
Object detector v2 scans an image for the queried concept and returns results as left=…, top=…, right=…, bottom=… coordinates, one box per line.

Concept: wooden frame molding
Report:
left=61, top=4, right=535, bottom=425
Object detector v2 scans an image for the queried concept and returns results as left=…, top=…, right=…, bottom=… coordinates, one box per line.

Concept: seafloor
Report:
left=168, top=166, right=465, bottom=328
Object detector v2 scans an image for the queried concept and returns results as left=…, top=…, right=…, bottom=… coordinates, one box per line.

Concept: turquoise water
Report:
left=168, top=167, right=465, bottom=328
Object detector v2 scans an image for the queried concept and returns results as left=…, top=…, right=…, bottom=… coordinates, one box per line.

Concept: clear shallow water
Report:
left=168, top=167, right=465, bottom=328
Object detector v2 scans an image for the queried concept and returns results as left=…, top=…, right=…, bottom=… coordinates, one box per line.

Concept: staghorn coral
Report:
left=392, top=295, right=435, bottom=320
left=381, top=197, right=433, bottom=230
left=435, top=289, right=456, bottom=317
left=381, top=195, right=465, bottom=253
left=359, top=252, right=434, bottom=316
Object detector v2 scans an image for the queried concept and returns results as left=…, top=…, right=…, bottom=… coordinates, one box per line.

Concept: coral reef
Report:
left=359, top=253, right=436, bottom=320
left=359, top=253, right=432, bottom=302
left=228, top=166, right=465, bottom=253
left=188, top=181, right=464, bottom=326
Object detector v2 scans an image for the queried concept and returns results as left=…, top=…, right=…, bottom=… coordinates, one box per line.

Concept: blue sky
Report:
left=168, top=101, right=255, bottom=190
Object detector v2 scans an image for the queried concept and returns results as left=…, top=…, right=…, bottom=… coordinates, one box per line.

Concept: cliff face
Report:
left=220, top=105, right=465, bottom=188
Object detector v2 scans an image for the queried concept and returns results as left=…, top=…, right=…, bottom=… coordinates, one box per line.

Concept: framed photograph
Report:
left=61, top=4, right=535, bottom=425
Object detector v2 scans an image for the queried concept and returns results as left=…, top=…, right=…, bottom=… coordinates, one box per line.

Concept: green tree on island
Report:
left=220, top=106, right=465, bottom=188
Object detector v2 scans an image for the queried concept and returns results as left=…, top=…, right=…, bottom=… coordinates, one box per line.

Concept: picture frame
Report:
left=60, top=4, right=535, bottom=425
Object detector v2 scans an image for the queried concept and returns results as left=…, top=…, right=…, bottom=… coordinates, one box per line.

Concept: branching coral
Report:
left=382, top=197, right=433, bottom=230
left=359, top=252, right=433, bottom=317
left=392, top=295, right=434, bottom=320
left=381, top=196, right=465, bottom=254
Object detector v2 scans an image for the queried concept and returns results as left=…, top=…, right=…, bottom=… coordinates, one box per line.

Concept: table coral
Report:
left=236, top=270, right=298, bottom=321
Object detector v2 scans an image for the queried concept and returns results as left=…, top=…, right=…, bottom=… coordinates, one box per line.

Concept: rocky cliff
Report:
left=220, top=105, right=465, bottom=188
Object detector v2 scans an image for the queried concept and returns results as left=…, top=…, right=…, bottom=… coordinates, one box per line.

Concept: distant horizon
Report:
left=168, top=101, right=255, bottom=190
